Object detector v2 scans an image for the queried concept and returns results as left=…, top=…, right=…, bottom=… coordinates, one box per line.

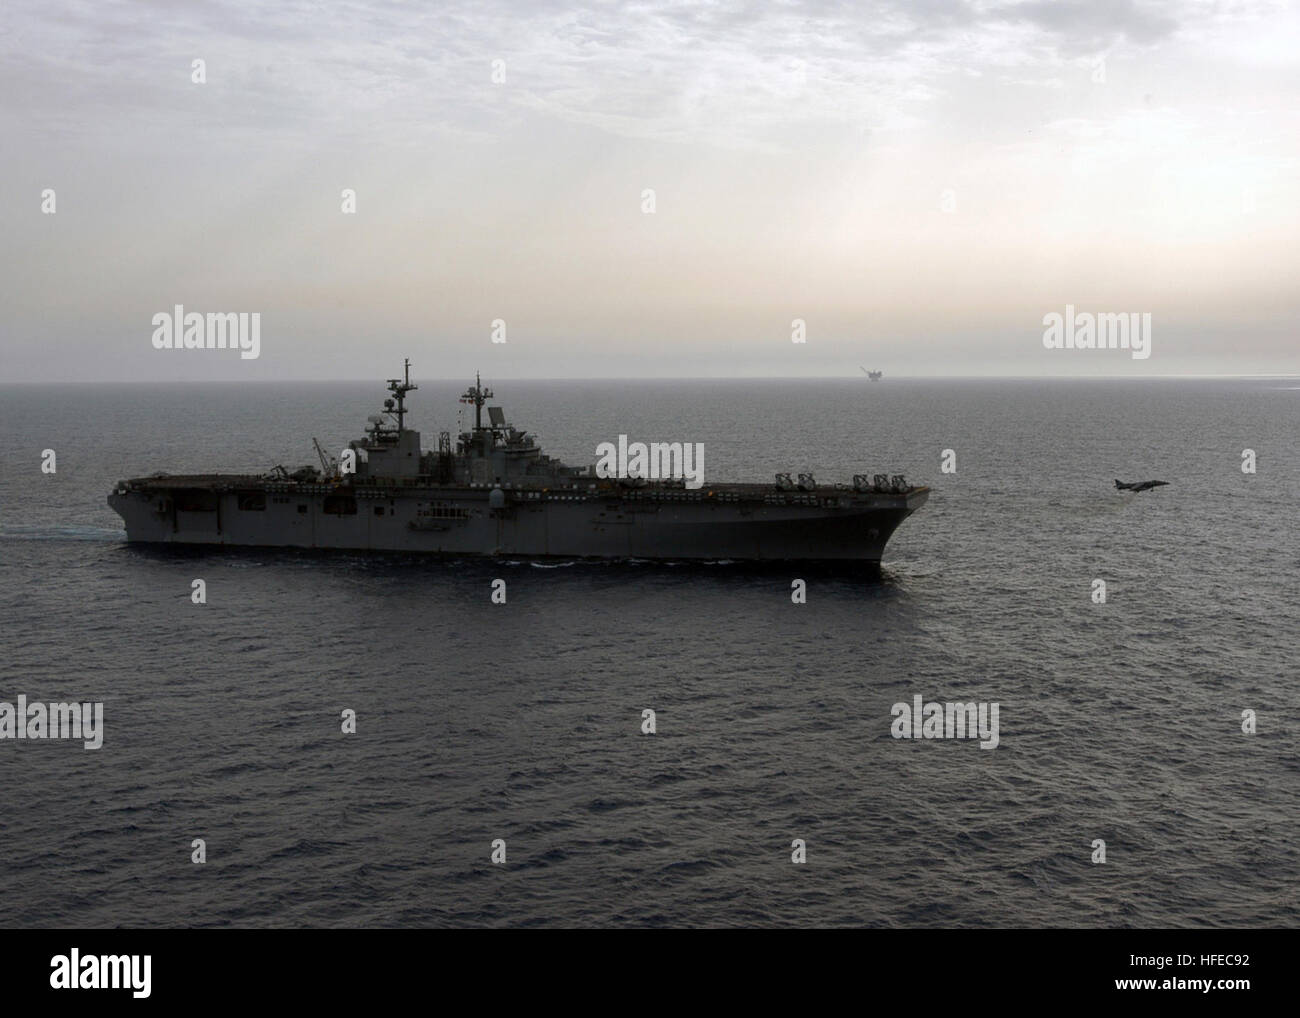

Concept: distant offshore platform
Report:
left=860, top=367, right=883, bottom=381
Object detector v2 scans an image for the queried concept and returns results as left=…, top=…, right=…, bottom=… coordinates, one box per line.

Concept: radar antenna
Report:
left=385, top=358, right=418, bottom=433
left=460, top=371, right=494, bottom=432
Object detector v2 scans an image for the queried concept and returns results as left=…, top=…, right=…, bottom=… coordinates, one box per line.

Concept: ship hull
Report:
left=108, top=482, right=927, bottom=566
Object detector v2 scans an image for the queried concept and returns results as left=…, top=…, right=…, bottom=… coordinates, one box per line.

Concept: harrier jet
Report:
left=1114, top=479, right=1169, bottom=493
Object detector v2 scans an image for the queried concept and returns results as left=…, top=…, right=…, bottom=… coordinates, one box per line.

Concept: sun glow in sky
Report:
left=2, top=0, right=1297, bottom=380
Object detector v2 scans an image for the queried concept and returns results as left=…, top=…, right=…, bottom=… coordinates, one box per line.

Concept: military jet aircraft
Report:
left=1114, top=479, right=1170, bottom=493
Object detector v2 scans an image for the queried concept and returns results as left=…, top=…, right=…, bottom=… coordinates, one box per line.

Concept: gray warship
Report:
left=108, top=363, right=928, bottom=568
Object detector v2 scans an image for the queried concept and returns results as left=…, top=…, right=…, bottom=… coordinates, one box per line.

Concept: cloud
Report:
left=0, top=0, right=1233, bottom=150
left=992, top=0, right=1181, bottom=48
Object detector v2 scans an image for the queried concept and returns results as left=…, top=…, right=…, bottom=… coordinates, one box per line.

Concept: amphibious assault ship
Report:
left=108, top=363, right=928, bottom=568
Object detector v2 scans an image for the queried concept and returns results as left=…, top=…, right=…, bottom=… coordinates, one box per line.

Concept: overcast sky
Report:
left=2, top=0, right=1297, bottom=381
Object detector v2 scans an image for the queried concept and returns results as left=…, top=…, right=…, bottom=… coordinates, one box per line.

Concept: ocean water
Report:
left=0, top=377, right=1296, bottom=928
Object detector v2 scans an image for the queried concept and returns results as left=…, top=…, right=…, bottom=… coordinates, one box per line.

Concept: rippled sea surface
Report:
left=1, top=378, right=1296, bottom=928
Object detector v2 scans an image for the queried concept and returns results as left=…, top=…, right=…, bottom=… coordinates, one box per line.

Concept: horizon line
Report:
left=3, top=373, right=1299, bottom=386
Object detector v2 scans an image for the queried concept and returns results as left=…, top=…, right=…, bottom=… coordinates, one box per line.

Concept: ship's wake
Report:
left=0, top=525, right=122, bottom=542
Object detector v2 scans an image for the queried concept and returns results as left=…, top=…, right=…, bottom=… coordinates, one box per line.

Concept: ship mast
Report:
left=460, top=372, right=493, bottom=432
left=386, top=358, right=418, bottom=433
